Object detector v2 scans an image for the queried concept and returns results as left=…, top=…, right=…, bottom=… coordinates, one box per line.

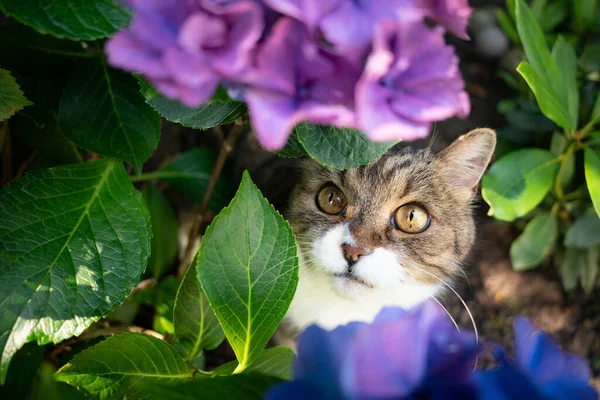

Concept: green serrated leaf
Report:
left=0, top=0, right=131, bottom=41
left=585, top=147, right=600, bottom=216
left=134, top=148, right=235, bottom=211
left=174, top=263, right=224, bottom=361
left=139, top=373, right=281, bottom=400
left=581, top=246, right=599, bottom=294
left=516, top=62, right=573, bottom=129
left=482, top=149, right=560, bottom=221
left=0, top=68, right=33, bottom=121
left=59, top=60, right=160, bottom=172
left=551, top=37, right=579, bottom=129
left=143, top=186, right=178, bottom=278
left=197, top=171, right=298, bottom=373
left=56, top=333, right=194, bottom=399
left=510, top=212, right=558, bottom=270
left=212, top=346, right=294, bottom=380
left=275, top=130, right=307, bottom=159
left=0, top=159, right=151, bottom=383
left=295, top=124, right=397, bottom=170
left=564, top=209, right=600, bottom=248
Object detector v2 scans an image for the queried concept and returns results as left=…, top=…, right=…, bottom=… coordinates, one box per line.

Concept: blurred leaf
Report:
left=136, top=148, right=234, bottom=211
left=139, top=374, right=281, bottom=400
left=0, top=160, right=151, bottom=384
left=212, top=347, right=294, bottom=379
left=482, top=149, right=559, bottom=221
left=0, top=68, right=33, bottom=121
left=591, top=93, right=600, bottom=126
left=551, top=37, right=579, bottom=129
left=559, top=247, right=586, bottom=290
left=143, top=186, right=179, bottom=278
left=540, top=1, right=568, bottom=32
left=581, top=247, right=599, bottom=294
left=585, top=147, right=600, bottom=216
left=59, top=60, right=160, bottom=173
left=0, top=343, right=43, bottom=399
left=573, top=0, right=598, bottom=32
left=507, top=0, right=516, bottom=21
left=530, top=0, right=547, bottom=18
left=580, top=43, right=600, bottom=73
left=496, top=8, right=519, bottom=43
left=550, top=132, right=567, bottom=156
left=517, top=62, right=573, bottom=129
left=564, top=209, right=600, bottom=248
left=502, top=102, right=556, bottom=134
left=32, top=363, right=85, bottom=400
left=510, top=212, right=558, bottom=270
left=295, top=124, right=397, bottom=170
left=197, top=172, right=298, bottom=373
left=555, top=147, right=575, bottom=194
left=56, top=333, right=194, bottom=399
left=0, top=0, right=130, bottom=41
left=174, top=263, right=224, bottom=361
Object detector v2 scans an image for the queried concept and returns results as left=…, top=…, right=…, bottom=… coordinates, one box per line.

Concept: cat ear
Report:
left=435, top=128, right=496, bottom=203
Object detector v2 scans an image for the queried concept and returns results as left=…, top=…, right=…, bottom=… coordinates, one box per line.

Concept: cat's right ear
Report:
left=435, top=128, right=496, bottom=203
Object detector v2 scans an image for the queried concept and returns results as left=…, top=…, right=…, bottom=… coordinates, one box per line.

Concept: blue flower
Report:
left=265, top=302, right=480, bottom=400
left=475, top=317, right=598, bottom=400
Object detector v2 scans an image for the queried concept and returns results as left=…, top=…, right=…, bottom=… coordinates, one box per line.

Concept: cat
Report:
left=280, top=128, right=496, bottom=338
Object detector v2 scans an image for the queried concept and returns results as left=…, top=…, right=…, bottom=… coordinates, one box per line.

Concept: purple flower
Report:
left=245, top=18, right=360, bottom=150
left=106, top=0, right=264, bottom=107
left=475, top=317, right=598, bottom=400
left=355, top=21, right=470, bottom=142
left=265, top=302, right=480, bottom=400
left=412, top=0, right=472, bottom=40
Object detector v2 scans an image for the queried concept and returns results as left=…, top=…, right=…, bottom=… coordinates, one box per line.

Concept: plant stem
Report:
left=176, top=121, right=245, bottom=278
left=553, top=142, right=576, bottom=200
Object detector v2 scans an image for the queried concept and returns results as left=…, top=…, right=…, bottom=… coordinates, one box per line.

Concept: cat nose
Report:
left=341, top=244, right=368, bottom=266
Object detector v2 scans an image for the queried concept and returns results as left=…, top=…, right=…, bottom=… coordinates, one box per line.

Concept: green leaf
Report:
left=496, top=9, right=519, bottom=44
left=581, top=246, right=599, bottom=294
left=559, top=247, right=586, bottom=290
left=0, top=343, right=43, bottom=399
left=139, top=373, right=281, bottom=400
left=540, top=1, right=568, bottom=32
left=197, top=172, right=298, bottom=372
left=585, top=147, right=600, bottom=216
left=564, top=209, right=600, bottom=248
left=134, top=148, right=235, bottom=211
left=275, top=130, right=307, bottom=159
left=579, top=43, right=600, bottom=73
left=212, top=347, right=294, bottom=380
left=59, top=60, right=161, bottom=173
left=143, top=186, right=178, bottom=278
left=590, top=93, right=600, bottom=126
left=0, top=0, right=131, bottom=41
left=573, top=0, right=598, bottom=31
left=142, top=87, right=247, bottom=130
left=510, top=212, right=558, bottom=270
left=174, top=263, right=224, bottom=361
left=0, top=68, right=33, bottom=121
left=0, top=159, right=151, bottom=383
left=551, top=37, right=579, bottom=129
left=482, top=149, right=560, bottom=221
left=56, top=333, right=194, bottom=399
left=517, top=62, right=573, bottom=129
left=295, top=124, right=397, bottom=170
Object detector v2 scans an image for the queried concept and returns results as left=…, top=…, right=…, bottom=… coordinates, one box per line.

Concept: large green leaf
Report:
left=59, top=60, right=161, bottom=173
left=482, top=149, right=560, bottom=221
left=510, top=212, right=558, bottom=271
left=564, top=209, right=600, bottom=248
left=197, top=172, right=298, bottom=372
left=143, top=186, right=178, bottom=278
left=174, top=263, right=224, bottom=361
left=0, top=159, right=151, bottom=383
left=585, top=147, right=600, bottom=217
left=56, top=333, right=194, bottom=399
left=139, top=374, right=281, bottom=400
left=0, top=0, right=130, bottom=41
left=133, top=148, right=234, bottom=211
left=212, top=346, right=294, bottom=380
left=0, top=68, right=32, bottom=121
left=516, top=62, right=573, bottom=129
left=551, top=37, right=579, bottom=129
left=295, top=124, right=397, bottom=170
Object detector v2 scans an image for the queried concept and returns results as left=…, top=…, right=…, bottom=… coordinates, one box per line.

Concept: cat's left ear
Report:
left=435, top=128, right=496, bottom=203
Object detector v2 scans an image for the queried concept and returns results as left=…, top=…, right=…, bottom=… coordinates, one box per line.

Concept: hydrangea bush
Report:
left=0, top=0, right=597, bottom=399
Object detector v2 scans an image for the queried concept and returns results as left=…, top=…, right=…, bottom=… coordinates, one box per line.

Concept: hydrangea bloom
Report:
left=412, top=0, right=472, bottom=40
left=355, top=21, right=470, bottom=142
left=265, top=302, right=481, bottom=400
left=475, top=317, right=598, bottom=400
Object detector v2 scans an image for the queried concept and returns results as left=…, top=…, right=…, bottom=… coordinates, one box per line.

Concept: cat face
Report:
left=286, top=129, right=496, bottom=300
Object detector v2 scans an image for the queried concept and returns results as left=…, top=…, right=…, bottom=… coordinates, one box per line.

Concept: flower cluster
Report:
left=265, top=302, right=598, bottom=400
left=106, top=0, right=472, bottom=150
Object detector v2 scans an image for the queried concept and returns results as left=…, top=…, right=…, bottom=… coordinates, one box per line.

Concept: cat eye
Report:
left=392, top=203, right=431, bottom=234
left=316, top=184, right=347, bottom=215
